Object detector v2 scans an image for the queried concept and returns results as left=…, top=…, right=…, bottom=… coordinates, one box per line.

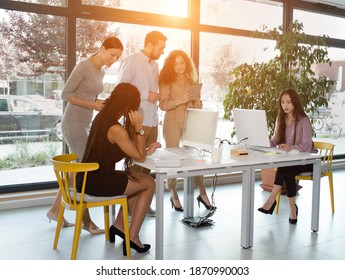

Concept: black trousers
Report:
left=274, top=164, right=313, bottom=197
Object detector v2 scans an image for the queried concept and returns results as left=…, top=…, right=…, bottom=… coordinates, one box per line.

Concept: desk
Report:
left=137, top=147, right=321, bottom=260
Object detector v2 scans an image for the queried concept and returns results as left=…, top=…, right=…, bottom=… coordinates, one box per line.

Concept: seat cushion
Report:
left=70, top=189, right=126, bottom=202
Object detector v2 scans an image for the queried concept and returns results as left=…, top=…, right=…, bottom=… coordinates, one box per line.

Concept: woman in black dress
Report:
left=79, top=83, right=161, bottom=255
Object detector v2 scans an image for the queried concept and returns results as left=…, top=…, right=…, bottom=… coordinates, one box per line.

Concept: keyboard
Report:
left=251, top=146, right=287, bottom=154
left=147, top=149, right=187, bottom=167
left=150, top=149, right=187, bottom=160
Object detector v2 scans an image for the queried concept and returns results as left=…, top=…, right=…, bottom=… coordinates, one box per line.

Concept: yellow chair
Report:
left=51, top=154, right=131, bottom=260
left=275, top=141, right=335, bottom=214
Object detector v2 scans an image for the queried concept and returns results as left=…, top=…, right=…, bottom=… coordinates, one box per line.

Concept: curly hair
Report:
left=159, top=50, right=198, bottom=86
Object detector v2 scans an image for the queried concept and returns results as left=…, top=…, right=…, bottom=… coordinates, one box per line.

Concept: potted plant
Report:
left=223, top=20, right=336, bottom=193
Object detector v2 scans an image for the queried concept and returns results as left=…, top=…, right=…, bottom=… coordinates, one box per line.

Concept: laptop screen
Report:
left=233, top=108, right=270, bottom=147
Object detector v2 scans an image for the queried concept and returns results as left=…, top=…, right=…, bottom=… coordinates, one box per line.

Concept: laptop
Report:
left=232, top=108, right=286, bottom=154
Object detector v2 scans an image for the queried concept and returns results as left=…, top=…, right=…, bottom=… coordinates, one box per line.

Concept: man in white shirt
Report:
left=117, top=30, right=167, bottom=216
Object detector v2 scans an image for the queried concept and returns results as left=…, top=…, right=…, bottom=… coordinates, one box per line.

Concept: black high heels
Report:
left=258, top=201, right=277, bottom=215
left=289, top=204, right=298, bottom=224
left=196, top=195, right=217, bottom=210
left=170, top=196, right=183, bottom=212
left=109, top=225, right=125, bottom=243
left=123, top=240, right=151, bottom=256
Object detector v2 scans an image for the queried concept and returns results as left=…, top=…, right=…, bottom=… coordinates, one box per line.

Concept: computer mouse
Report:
left=288, top=149, right=300, bottom=155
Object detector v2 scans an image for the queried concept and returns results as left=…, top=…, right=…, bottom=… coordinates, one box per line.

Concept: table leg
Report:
left=241, top=166, right=254, bottom=248
left=311, top=160, right=321, bottom=232
left=155, top=174, right=165, bottom=260
left=183, top=176, right=194, bottom=218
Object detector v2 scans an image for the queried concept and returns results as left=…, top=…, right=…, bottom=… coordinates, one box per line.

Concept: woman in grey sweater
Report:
left=47, top=37, right=123, bottom=234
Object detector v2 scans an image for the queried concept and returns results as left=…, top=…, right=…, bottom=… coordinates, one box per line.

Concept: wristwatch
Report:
left=135, top=129, right=145, bottom=136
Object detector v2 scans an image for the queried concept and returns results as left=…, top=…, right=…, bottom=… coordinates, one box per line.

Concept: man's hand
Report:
left=148, top=91, right=159, bottom=104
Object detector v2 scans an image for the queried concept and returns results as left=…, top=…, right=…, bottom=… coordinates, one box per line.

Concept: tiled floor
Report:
left=1, top=169, right=345, bottom=260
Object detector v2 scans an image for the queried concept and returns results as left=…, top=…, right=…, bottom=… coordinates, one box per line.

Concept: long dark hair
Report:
left=275, top=88, right=307, bottom=144
left=82, top=83, right=140, bottom=175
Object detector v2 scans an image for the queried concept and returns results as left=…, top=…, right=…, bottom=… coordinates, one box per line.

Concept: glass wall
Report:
left=0, top=9, right=66, bottom=189
left=199, top=32, right=277, bottom=141
left=8, top=0, right=66, bottom=6
left=200, top=0, right=283, bottom=30
left=294, top=8, right=345, bottom=155
left=82, top=0, right=189, bottom=17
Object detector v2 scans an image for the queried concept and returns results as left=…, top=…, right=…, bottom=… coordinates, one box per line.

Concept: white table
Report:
left=136, top=147, right=321, bottom=260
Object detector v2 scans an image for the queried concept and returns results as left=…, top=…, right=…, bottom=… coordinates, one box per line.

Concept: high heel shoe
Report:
left=170, top=196, right=183, bottom=212
left=82, top=223, right=105, bottom=234
left=122, top=240, right=151, bottom=256
left=289, top=204, right=298, bottom=224
left=47, top=210, right=74, bottom=227
left=258, top=201, right=276, bottom=215
left=196, top=195, right=217, bottom=210
left=109, top=225, right=125, bottom=243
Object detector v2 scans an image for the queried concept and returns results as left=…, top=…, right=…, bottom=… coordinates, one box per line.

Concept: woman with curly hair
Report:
left=159, top=50, right=215, bottom=212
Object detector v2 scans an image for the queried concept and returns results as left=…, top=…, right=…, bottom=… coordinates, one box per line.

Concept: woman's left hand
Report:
left=278, top=143, right=291, bottom=151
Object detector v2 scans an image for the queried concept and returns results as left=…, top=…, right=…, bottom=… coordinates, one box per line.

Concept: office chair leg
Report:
left=329, top=174, right=335, bottom=214
left=71, top=209, right=84, bottom=260
left=275, top=192, right=281, bottom=214
left=53, top=205, right=65, bottom=249
left=104, top=206, right=110, bottom=240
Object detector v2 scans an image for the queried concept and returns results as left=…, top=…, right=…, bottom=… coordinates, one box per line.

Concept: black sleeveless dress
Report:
left=76, top=133, right=129, bottom=197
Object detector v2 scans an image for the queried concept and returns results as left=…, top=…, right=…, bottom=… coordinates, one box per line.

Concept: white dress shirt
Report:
left=117, top=51, right=159, bottom=127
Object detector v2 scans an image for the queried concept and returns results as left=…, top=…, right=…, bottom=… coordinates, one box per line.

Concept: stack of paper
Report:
left=148, top=149, right=186, bottom=167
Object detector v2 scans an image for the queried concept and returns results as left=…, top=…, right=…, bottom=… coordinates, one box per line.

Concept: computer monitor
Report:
left=233, top=108, right=270, bottom=147
left=181, top=108, right=219, bottom=152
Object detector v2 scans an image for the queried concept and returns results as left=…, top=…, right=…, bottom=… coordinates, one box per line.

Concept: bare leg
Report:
left=166, top=178, right=182, bottom=209
left=81, top=209, right=104, bottom=233
left=47, top=189, right=102, bottom=232
left=113, top=173, right=155, bottom=247
left=261, top=184, right=282, bottom=210
left=47, top=190, right=74, bottom=227
left=170, top=186, right=182, bottom=209
left=47, top=189, right=63, bottom=214
left=195, top=175, right=212, bottom=207
left=197, top=185, right=212, bottom=206
left=288, top=197, right=297, bottom=219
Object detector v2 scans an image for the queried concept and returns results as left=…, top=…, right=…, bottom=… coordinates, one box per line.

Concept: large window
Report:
left=199, top=32, right=277, bottom=141
left=0, top=9, right=66, bottom=190
left=293, top=8, right=345, bottom=155
left=1, top=0, right=345, bottom=192
left=294, top=9, right=345, bottom=40
left=200, top=0, right=283, bottom=30
left=8, top=0, right=66, bottom=6
left=82, top=0, right=189, bottom=17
